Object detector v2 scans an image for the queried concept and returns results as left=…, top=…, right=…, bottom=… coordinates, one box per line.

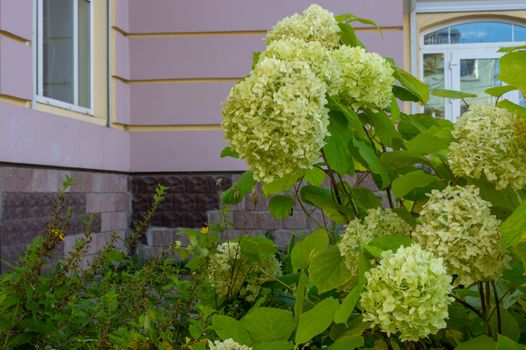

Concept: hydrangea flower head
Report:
left=266, top=4, right=341, bottom=49
left=413, top=185, right=508, bottom=286
left=208, top=242, right=280, bottom=302
left=208, top=338, right=252, bottom=350
left=338, top=208, right=411, bottom=278
left=361, top=244, right=453, bottom=341
left=332, top=46, right=395, bottom=111
left=449, top=104, right=526, bottom=190
left=260, top=38, right=341, bottom=95
left=222, top=57, right=329, bottom=183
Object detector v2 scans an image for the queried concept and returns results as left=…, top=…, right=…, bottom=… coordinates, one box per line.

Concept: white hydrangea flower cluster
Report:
left=338, top=208, right=411, bottom=278
left=413, top=185, right=508, bottom=286
left=208, top=338, right=252, bottom=350
left=361, top=244, right=453, bottom=342
left=333, top=46, right=395, bottom=111
left=222, top=57, right=330, bottom=183
left=265, top=4, right=341, bottom=49
left=260, top=38, right=341, bottom=95
left=208, top=242, right=280, bottom=302
left=449, top=104, right=526, bottom=190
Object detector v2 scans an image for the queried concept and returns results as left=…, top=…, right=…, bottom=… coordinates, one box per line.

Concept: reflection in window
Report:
left=459, top=58, right=500, bottom=114
left=424, top=21, right=526, bottom=45
left=423, top=53, right=445, bottom=118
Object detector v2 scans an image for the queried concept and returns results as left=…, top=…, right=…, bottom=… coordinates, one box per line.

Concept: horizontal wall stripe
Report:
left=130, top=130, right=245, bottom=172
left=0, top=102, right=130, bottom=172
left=0, top=37, right=32, bottom=100
left=128, top=34, right=265, bottom=80
left=0, top=30, right=30, bottom=44
left=126, top=0, right=403, bottom=34
left=0, top=94, right=31, bottom=107
left=0, top=0, right=32, bottom=41
left=117, top=125, right=222, bottom=132
left=129, top=82, right=232, bottom=125
left=115, top=76, right=241, bottom=84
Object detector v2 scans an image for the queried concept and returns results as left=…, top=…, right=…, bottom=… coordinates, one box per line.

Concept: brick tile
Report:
left=146, top=228, right=190, bottom=247
left=101, top=211, right=128, bottom=232
left=282, top=213, right=308, bottom=230
left=233, top=211, right=281, bottom=230
left=1, top=167, right=33, bottom=192
left=86, top=193, right=130, bottom=213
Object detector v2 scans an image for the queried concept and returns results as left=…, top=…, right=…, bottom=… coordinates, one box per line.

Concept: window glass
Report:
left=459, top=58, right=499, bottom=114
left=424, top=21, right=526, bottom=45
left=78, top=0, right=90, bottom=108
left=423, top=53, right=445, bottom=118
left=514, top=24, right=526, bottom=42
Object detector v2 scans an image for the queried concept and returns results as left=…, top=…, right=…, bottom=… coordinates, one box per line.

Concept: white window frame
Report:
left=420, top=20, right=526, bottom=121
left=35, top=0, right=94, bottom=115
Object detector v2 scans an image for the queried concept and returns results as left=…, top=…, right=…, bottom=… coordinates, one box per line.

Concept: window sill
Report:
left=35, top=95, right=93, bottom=115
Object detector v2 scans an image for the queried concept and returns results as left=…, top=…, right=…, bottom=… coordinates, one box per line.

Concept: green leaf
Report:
left=304, top=167, right=326, bottom=186
left=212, top=315, right=252, bottom=345
left=350, top=187, right=381, bottom=218
left=239, top=236, right=277, bottom=262
left=366, top=235, right=412, bottom=257
left=241, top=307, right=295, bottom=342
left=511, top=242, right=526, bottom=275
left=490, top=308, right=520, bottom=342
left=405, top=124, right=454, bottom=154
left=294, top=272, right=308, bottom=322
left=262, top=171, right=304, bottom=196
left=381, top=150, right=427, bottom=170
left=431, top=89, right=477, bottom=99
left=393, top=67, right=429, bottom=104
left=221, top=171, right=256, bottom=204
left=500, top=201, right=526, bottom=249
left=497, top=335, right=524, bottom=350
left=367, top=111, right=402, bottom=148
left=253, top=341, right=294, bottom=350
left=295, top=297, right=339, bottom=345
left=353, top=138, right=390, bottom=189
left=392, top=85, right=421, bottom=102
left=499, top=51, right=526, bottom=95
left=220, top=146, right=239, bottom=158
left=392, top=170, right=439, bottom=198
left=496, top=99, right=526, bottom=118
left=324, top=111, right=355, bottom=176
left=299, top=186, right=348, bottom=224
left=334, top=282, right=365, bottom=324
left=337, top=23, right=364, bottom=47
left=269, top=195, right=295, bottom=220
left=455, top=336, right=497, bottom=350
left=252, top=52, right=261, bottom=68
left=291, top=229, right=329, bottom=271
left=327, top=97, right=368, bottom=140
left=309, top=247, right=353, bottom=294
left=336, top=13, right=380, bottom=31
left=499, top=44, right=526, bottom=53
left=328, top=336, right=365, bottom=350
left=485, top=85, right=517, bottom=97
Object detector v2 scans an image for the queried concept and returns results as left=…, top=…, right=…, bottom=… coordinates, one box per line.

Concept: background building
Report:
left=0, top=0, right=524, bottom=270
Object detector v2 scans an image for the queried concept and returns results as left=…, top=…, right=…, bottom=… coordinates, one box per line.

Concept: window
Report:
left=421, top=21, right=526, bottom=121
left=36, top=0, right=92, bottom=113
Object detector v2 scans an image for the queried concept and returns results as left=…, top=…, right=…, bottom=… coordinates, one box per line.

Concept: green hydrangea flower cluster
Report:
left=413, top=185, right=508, bottom=286
left=208, top=242, right=280, bottom=302
left=338, top=208, right=411, bottom=278
left=361, top=244, right=453, bottom=342
left=260, top=38, right=342, bottom=95
left=333, top=46, right=395, bottom=111
left=265, top=4, right=341, bottom=49
left=222, top=57, right=330, bottom=183
left=449, top=104, right=526, bottom=190
left=208, top=338, right=252, bottom=350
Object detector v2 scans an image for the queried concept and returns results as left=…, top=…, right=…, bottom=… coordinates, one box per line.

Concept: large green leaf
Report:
left=393, top=67, right=429, bottom=104
left=262, top=171, right=305, bottom=196
left=497, top=335, right=524, bottom=350
left=367, top=111, right=402, bottom=148
left=455, top=336, right=497, bottom=350
left=352, top=138, right=390, bottom=189
left=405, top=124, right=454, bottom=154
left=220, top=146, right=240, bottom=159
left=334, top=282, right=364, bottom=324
left=295, top=297, right=339, bottom=345
left=381, top=150, right=427, bottom=170
left=304, top=167, right=326, bottom=186
left=500, top=201, right=526, bottom=249
left=337, top=23, right=364, bottom=47
left=221, top=171, right=256, bottom=204
left=490, top=308, right=520, bottom=342
left=269, top=195, right=295, bottom=220
left=239, top=236, right=277, bottom=262
left=496, top=99, right=526, bottom=118
left=328, top=336, right=364, bottom=350
left=392, top=170, right=439, bottom=198
left=241, top=308, right=295, bottom=342
left=350, top=187, right=381, bottom=218
left=291, top=229, right=329, bottom=271
left=324, top=111, right=355, bottom=176
left=364, top=235, right=413, bottom=259
left=336, top=13, right=380, bottom=31
left=511, top=242, right=526, bottom=275
left=431, top=89, right=477, bottom=99
left=485, top=85, right=517, bottom=98
left=299, top=186, right=348, bottom=224
left=327, top=97, right=368, bottom=140
left=392, top=85, right=420, bottom=102
left=253, top=341, right=294, bottom=350
left=309, top=247, right=353, bottom=294
left=212, top=315, right=252, bottom=345
left=499, top=51, right=526, bottom=95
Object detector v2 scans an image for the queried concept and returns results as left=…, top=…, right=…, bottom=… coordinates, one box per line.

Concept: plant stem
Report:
left=491, top=281, right=502, bottom=334
left=451, top=294, right=482, bottom=318
left=321, top=150, right=343, bottom=206
left=478, top=282, right=492, bottom=337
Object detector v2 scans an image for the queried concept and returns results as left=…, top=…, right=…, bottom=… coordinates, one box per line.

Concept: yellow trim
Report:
left=0, top=30, right=30, bottom=45
left=113, top=124, right=222, bottom=132
left=113, top=76, right=241, bottom=85
left=35, top=102, right=107, bottom=126
left=0, top=94, right=31, bottom=107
